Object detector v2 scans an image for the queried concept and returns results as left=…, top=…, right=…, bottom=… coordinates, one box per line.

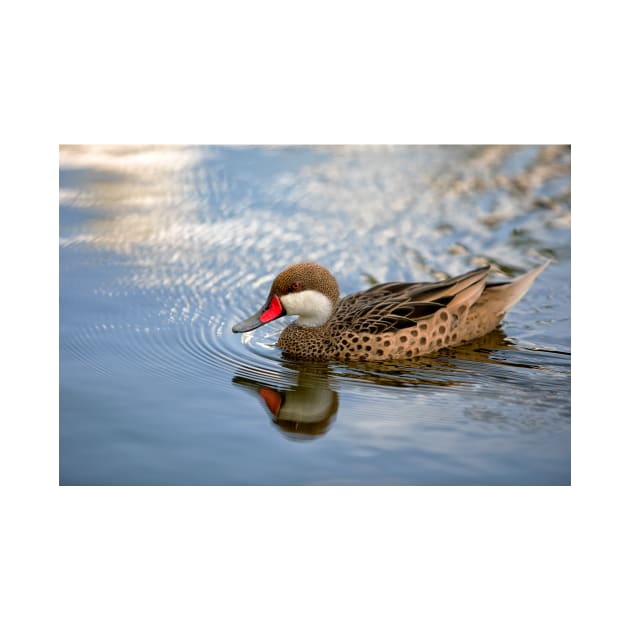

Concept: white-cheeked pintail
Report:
left=232, top=261, right=550, bottom=361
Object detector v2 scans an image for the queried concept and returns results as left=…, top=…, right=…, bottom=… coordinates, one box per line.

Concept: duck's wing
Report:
left=333, top=266, right=490, bottom=334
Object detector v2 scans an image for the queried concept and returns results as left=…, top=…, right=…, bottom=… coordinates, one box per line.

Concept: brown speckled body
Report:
left=235, top=261, right=550, bottom=362
left=279, top=306, right=477, bottom=360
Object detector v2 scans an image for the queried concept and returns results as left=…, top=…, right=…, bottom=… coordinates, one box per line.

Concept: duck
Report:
left=232, top=260, right=550, bottom=361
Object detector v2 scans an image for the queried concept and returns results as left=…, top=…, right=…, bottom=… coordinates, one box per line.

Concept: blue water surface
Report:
left=60, top=145, right=570, bottom=485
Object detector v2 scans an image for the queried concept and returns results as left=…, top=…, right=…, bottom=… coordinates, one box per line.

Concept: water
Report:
left=59, top=145, right=570, bottom=485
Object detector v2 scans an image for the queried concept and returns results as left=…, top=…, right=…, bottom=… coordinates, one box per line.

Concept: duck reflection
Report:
left=232, top=367, right=338, bottom=441
left=232, top=328, right=528, bottom=440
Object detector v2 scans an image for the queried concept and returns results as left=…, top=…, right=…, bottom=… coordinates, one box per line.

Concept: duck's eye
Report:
left=290, top=282, right=302, bottom=292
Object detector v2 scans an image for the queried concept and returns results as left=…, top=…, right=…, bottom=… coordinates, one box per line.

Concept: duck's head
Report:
left=232, top=262, right=340, bottom=333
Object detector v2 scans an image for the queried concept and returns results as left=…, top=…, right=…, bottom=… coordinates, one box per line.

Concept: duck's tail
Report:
left=480, top=259, right=551, bottom=316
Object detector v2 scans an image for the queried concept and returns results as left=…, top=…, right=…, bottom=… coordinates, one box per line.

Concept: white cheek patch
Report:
left=280, top=290, right=333, bottom=327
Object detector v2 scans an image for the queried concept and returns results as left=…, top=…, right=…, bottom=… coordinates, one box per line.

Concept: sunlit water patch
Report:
left=60, top=145, right=570, bottom=485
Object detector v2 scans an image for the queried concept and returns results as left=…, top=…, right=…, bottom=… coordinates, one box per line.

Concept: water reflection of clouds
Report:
left=60, top=145, right=207, bottom=260
left=59, top=144, right=209, bottom=172
left=60, top=145, right=570, bottom=279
